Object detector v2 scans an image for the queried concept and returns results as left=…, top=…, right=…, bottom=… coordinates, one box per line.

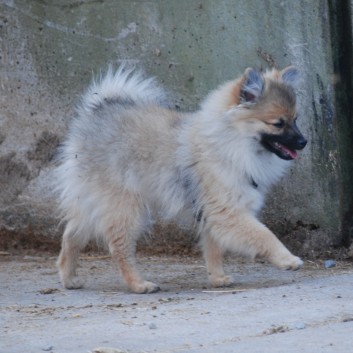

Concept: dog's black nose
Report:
left=297, top=137, right=307, bottom=150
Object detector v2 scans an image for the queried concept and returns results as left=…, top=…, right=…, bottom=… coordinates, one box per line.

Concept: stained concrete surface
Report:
left=1, top=253, right=353, bottom=353
left=2, top=0, right=353, bottom=253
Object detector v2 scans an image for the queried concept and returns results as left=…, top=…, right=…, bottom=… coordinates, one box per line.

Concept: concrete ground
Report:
left=1, top=253, right=353, bottom=353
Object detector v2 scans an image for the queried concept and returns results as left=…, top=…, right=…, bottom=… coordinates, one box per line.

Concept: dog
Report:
left=56, top=65, right=307, bottom=293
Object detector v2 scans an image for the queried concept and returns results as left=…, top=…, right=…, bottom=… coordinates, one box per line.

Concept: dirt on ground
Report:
left=1, top=247, right=353, bottom=353
left=1, top=222, right=353, bottom=353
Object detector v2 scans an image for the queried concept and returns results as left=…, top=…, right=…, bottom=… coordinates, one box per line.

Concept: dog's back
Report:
left=56, top=67, right=189, bottom=236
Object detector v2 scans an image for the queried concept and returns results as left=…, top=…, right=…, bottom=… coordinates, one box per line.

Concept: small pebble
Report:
left=294, top=322, right=306, bottom=330
left=148, top=323, right=157, bottom=330
left=93, top=348, right=126, bottom=353
left=40, top=288, right=59, bottom=295
left=324, top=260, right=336, bottom=268
left=42, top=346, right=53, bottom=352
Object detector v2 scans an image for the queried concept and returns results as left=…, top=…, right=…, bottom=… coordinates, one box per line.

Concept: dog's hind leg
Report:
left=202, top=233, right=235, bottom=287
left=106, top=192, right=160, bottom=294
left=57, top=222, right=88, bottom=289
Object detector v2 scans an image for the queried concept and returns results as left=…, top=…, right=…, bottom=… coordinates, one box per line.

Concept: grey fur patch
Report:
left=282, top=67, right=299, bottom=87
left=241, top=68, right=264, bottom=103
left=92, top=96, right=136, bottom=111
left=103, top=97, right=135, bottom=107
left=179, top=162, right=203, bottom=222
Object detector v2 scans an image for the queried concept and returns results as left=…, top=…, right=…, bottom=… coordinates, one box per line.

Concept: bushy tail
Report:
left=79, top=65, right=167, bottom=113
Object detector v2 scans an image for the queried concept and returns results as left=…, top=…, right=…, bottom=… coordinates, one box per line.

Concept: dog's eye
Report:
left=273, top=119, right=285, bottom=128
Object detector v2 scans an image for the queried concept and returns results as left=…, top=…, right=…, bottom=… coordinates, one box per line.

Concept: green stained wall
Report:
left=0, top=0, right=352, bottom=255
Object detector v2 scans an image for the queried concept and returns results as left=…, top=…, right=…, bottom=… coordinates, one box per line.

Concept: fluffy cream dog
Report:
left=56, top=65, right=307, bottom=293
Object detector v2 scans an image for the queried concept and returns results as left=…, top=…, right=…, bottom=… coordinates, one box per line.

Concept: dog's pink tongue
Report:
left=282, top=145, right=298, bottom=159
left=289, top=149, right=298, bottom=159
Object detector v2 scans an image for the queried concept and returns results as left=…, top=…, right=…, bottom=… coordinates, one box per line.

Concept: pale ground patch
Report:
left=1, top=253, right=353, bottom=353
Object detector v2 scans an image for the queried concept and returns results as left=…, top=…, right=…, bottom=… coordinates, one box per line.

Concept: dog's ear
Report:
left=240, top=68, right=264, bottom=103
left=281, top=66, right=299, bottom=87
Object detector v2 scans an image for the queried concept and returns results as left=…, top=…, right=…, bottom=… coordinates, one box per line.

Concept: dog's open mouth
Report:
left=268, top=141, right=298, bottom=160
left=261, top=134, right=302, bottom=161
left=261, top=125, right=307, bottom=161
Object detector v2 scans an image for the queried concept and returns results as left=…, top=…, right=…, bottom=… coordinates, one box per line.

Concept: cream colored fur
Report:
left=56, top=66, right=303, bottom=293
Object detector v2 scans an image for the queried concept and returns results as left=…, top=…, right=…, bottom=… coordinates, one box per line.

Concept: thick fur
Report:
left=56, top=65, right=306, bottom=293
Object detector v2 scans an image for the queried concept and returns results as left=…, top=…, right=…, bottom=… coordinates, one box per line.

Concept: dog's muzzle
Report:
left=261, top=121, right=307, bottom=160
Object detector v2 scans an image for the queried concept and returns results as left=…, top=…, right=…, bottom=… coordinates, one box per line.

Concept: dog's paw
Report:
left=285, top=256, right=304, bottom=270
left=62, top=276, right=84, bottom=289
left=209, top=274, right=235, bottom=288
left=271, top=254, right=304, bottom=271
left=130, top=280, right=160, bottom=294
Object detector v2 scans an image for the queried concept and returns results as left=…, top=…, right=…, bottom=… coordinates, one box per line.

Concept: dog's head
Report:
left=225, top=66, right=307, bottom=160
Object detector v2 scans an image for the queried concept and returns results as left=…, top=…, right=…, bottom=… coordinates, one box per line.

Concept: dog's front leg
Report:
left=208, top=211, right=303, bottom=271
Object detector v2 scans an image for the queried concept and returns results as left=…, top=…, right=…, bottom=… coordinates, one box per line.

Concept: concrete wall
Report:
left=1, top=0, right=352, bottom=256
